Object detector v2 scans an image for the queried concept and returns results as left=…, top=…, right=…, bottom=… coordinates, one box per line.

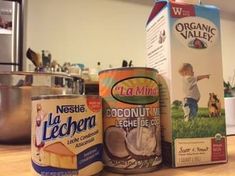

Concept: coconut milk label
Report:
left=31, top=96, right=103, bottom=176
left=173, top=17, right=218, bottom=49
left=100, top=68, right=162, bottom=172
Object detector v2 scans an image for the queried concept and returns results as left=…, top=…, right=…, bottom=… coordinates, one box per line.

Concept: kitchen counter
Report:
left=0, top=136, right=234, bottom=176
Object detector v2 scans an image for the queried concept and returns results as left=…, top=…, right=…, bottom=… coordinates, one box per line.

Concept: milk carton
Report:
left=146, top=0, right=227, bottom=167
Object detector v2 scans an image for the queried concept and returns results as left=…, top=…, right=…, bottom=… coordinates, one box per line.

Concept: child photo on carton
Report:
left=173, top=61, right=225, bottom=139
left=178, top=63, right=210, bottom=121
left=171, top=56, right=225, bottom=139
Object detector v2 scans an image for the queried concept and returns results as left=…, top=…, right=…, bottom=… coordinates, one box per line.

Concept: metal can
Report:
left=99, top=67, right=162, bottom=174
left=31, top=95, right=103, bottom=176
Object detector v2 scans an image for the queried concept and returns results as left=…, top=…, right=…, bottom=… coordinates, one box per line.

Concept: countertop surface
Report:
left=0, top=136, right=234, bottom=176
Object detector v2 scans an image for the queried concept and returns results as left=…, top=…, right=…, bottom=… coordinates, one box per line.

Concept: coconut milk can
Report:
left=99, top=67, right=162, bottom=174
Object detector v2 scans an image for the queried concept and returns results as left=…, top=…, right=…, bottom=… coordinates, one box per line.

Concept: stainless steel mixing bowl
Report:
left=0, top=71, right=83, bottom=144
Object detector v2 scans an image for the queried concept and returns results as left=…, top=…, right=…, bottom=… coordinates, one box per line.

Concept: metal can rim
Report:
left=32, top=94, right=100, bottom=101
left=99, top=67, right=158, bottom=75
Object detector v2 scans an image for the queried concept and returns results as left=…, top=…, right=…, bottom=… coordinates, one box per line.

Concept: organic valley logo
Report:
left=111, top=77, right=159, bottom=105
left=173, top=17, right=218, bottom=49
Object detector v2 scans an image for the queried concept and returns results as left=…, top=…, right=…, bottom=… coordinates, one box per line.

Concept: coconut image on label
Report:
left=105, top=127, right=129, bottom=159
left=104, top=126, right=158, bottom=160
left=126, top=127, right=157, bottom=158
left=173, top=17, right=218, bottom=49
